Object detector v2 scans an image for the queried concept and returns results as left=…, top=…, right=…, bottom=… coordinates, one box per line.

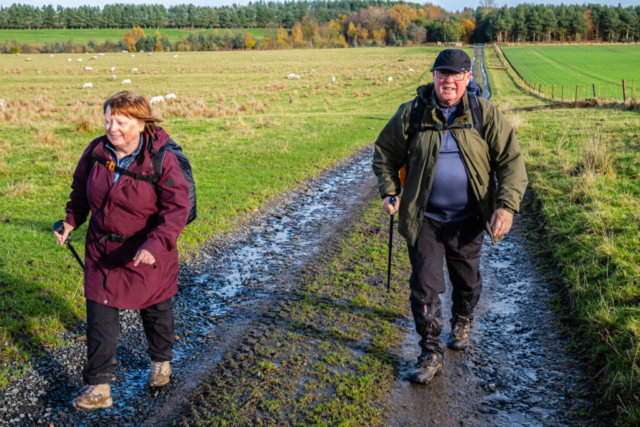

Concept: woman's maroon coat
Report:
left=65, top=127, right=190, bottom=310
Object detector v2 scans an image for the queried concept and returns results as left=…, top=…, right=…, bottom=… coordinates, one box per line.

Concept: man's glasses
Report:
left=435, top=70, right=467, bottom=81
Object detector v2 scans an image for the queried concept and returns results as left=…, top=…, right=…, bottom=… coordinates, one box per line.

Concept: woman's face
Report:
left=104, top=105, right=145, bottom=149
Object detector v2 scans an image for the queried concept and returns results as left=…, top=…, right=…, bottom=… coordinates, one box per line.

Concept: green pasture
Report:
left=502, top=45, right=640, bottom=101
left=0, top=28, right=265, bottom=46
left=491, top=47, right=640, bottom=420
left=0, top=47, right=438, bottom=384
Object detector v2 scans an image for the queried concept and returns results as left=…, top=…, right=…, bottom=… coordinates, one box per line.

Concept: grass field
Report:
left=0, top=28, right=265, bottom=46
left=492, top=47, right=640, bottom=420
left=0, top=46, right=451, bottom=385
left=502, top=45, right=640, bottom=101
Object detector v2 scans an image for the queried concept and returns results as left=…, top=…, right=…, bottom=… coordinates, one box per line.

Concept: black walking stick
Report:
left=387, top=196, right=397, bottom=292
left=53, top=220, right=84, bottom=270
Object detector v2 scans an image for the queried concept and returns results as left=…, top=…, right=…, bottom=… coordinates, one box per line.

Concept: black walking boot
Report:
left=409, top=302, right=445, bottom=385
left=447, top=313, right=473, bottom=351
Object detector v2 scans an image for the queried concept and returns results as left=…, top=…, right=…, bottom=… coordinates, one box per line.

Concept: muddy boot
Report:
left=409, top=350, right=443, bottom=384
left=72, top=384, right=112, bottom=411
left=148, top=360, right=171, bottom=388
left=447, top=313, right=473, bottom=351
left=409, top=302, right=445, bottom=385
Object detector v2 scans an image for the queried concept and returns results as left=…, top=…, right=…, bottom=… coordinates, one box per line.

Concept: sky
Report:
left=0, top=0, right=637, bottom=13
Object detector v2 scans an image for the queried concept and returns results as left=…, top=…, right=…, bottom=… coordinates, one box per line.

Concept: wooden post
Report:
left=575, top=85, right=579, bottom=102
left=614, top=83, right=617, bottom=101
left=593, top=84, right=597, bottom=99
left=553, top=85, right=556, bottom=99
left=598, top=83, right=600, bottom=98
left=634, top=79, right=636, bottom=100
left=622, top=79, right=627, bottom=102
left=538, top=83, right=542, bottom=95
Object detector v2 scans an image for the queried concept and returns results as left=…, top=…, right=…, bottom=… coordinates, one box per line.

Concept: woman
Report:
left=54, top=91, right=190, bottom=411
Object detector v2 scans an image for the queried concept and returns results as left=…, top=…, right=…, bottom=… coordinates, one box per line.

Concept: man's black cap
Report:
left=430, top=49, right=471, bottom=73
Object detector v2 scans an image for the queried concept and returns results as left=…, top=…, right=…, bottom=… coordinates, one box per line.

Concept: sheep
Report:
left=131, top=54, right=135, bottom=58
left=111, top=75, right=117, bottom=80
left=148, top=52, right=152, bottom=56
left=15, top=53, right=19, bottom=56
left=122, top=50, right=128, bottom=53
left=131, top=68, right=138, bottom=74
left=82, top=83, right=93, bottom=90
left=387, top=77, right=393, bottom=82
left=68, top=58, right=72, bottom=62
left=165, top=93, right=177, bottom=100
left=311, top=69, right=315, bottom=73
left=121, top=79, right=132, bottom=85
left=0, top=99, right=5, bottom=110
left=409, top=69, right=415, bottom=73
left=140, top=50, right=144, bottom=53
left=90, top=56, right=98, bottom=59
left=150, top=96, right=164, bottom=105
left=77, top=58, right=83, bottom=62
left=173, top=55, right=178, bottom=58
left=49, top=54, right=54, bottom=58
left=98, top=53, right=105, bottom=56
left=26, top=58, right=32, bottom=61
left=110, top=67, right=116, bottom=72
left=331, top=76, right=336, bottom=83
left=85, top=67, right=93, bottom=71
left=293, top=75, right=301, bottom=80
left=287, top=73, right=300, bottom=80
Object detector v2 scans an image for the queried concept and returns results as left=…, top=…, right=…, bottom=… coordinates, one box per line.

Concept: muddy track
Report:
left=0, top=146, right=377, bottom=427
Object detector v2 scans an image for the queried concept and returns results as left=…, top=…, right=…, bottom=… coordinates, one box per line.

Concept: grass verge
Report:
left=489, top=48, right=640, bottom=423
left=178, top=197, right=411, bottom=426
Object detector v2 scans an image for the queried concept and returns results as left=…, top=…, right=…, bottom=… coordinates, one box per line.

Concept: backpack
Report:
left=89, top=137, right=197, bottom=225
left=399, top=89, right=485, bottom=188
left=467, top=80, right=483, bottom=97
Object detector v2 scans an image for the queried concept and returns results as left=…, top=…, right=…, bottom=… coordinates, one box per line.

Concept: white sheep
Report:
left=77, top=58, right=83, bottom=62
left=122, top=50, right=128, bottom=53
left=131, top=54, right=135, bottom=58
left=15, top=53, right=19, bottom=56
left=98, top=53, right=105, bottom=56
left=311, top=69, right=315, bottom=73
left=82, top=83, right=93, bottom=90
left=111, top=75, right=117, bottom=80
left=148, top=52, right=152, bottom=56
left=49, top=54, right=54, bottom=58
left=387, top=77, right=393, bottom=82
left=173, top=54, right=178, bottom=58
left=165, top=93, right=177, bottom=100
left=409, top=69, right=415, bottom=73
left=121, top=79, right=132, bottom=85
left=150, top=96, right=164, bottom=105
left=287, top=73, right=298, bottom=80
left=110, top=67, right=116, bottom=72
left=331, top=76, right=336, bottom=83
left=90, top=56, right=98, bottom=59
left=140, top=50, right=144, bottom=53
left=68, top=58, right=72, bottom=62
left=26, top=58, right=32, bottom=61
left=85, top=67, right=93, bottom=71
left=0, top=99, right=5, bottom=110
left=131, top=68, right=138, bottom=73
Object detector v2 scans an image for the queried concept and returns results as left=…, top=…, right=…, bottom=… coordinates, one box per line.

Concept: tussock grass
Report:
left=36, top=129, right=58, bottom=147
left=73, top=115, right=94, bottom=133
left=490, top=55, right=640, bottom=422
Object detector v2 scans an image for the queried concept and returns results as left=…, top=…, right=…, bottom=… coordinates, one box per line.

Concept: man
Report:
left=372, top=49, right=528, bottom=384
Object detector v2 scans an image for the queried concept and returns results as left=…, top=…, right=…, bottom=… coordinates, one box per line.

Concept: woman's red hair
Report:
left=103, top=91, right=163, bottom=139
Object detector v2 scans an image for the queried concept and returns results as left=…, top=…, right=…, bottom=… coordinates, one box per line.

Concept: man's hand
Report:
left=382, top=195, right=400, bottom=215
left=490, top=209, right=514, bottom=238
left=133, top=249, right=155, bottom=267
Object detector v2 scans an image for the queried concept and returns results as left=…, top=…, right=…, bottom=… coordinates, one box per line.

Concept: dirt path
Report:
left=386, top=214, right=599, bottom=426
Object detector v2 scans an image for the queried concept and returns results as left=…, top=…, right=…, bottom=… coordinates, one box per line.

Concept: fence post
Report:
left=623, top=79, right=627, bottom=102
left=538, top=84, right=542, bottom=95
left=614, top=83, right=617, bottom=101
left=634, top=79, right=636, bottom=101
left=575, top=85, right=579, bottom=102
left=593, top=84, right=597, bottom=99
left=562, top=86, right=564, bottom=101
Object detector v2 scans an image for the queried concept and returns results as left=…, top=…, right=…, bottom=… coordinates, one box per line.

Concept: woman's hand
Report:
left=133, top=248, right=155, bottom=267
left=382, top=195, right=400, bottom=215
left=53, top=221, right=74, bottom=245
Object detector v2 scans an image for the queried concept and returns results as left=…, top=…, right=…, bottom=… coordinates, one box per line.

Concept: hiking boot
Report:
left=409, top=351, right=443, bottom=384
left=148, top=360, right=171, bottom=388
left=72, top=384, right=112, bottom=411
left=447, top=314, right=473, bottom=351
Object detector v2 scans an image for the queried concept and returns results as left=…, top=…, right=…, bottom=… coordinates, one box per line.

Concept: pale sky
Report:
left=0, top=0, right=636, bottom=13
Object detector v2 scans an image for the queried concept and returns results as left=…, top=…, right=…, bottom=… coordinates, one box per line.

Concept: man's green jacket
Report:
left=372, top=83, right=528, bottom=246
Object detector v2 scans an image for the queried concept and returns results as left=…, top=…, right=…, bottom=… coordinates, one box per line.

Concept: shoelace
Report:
left=151, top=362, right=169, bottom=375
left=83, top=385, right=97, bottom=395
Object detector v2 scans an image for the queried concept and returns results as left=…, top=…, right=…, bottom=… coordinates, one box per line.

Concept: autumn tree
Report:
left=388, top=4, right=417, bottom=32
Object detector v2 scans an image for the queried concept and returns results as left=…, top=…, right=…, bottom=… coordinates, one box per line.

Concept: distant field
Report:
left=0, top=28, right=265, bottom=45
left=502, top=45, right=640, bottom=101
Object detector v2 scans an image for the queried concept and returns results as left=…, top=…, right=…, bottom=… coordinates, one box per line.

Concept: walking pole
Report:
left=387, top=196, right=397, bottom=292
left=53, top=220, right=84, bottom=270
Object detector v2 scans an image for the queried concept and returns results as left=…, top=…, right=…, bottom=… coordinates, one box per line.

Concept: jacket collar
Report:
left=417, top=83, right=471, bottom=126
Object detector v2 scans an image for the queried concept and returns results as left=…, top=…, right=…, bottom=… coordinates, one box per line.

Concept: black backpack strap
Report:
left=468, top=93, right=484, bottom=140
left=90, top=152, right=160, bottom=184
left=408, top=96, right=426, bottom=141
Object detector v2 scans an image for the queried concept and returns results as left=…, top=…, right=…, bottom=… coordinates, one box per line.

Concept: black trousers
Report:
left=408, top=216, right=484, bottom=355
left=83, top=298, right=175, bottom=385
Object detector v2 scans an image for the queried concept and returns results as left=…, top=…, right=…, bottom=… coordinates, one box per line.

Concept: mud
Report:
left=387, top=217, right=599, bottom=426
left=0, top=146, right=377, bottom=427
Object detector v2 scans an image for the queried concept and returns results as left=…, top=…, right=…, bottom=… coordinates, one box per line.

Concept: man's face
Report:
left=432, top=69, right=472, bottom=106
